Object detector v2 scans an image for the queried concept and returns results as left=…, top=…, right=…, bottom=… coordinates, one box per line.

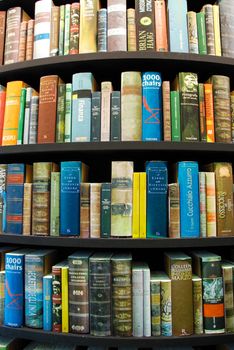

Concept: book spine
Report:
left=17, top=87, right=27, bottom=145
left=0, top=12, right=6, bottom=65
left=170, top=91, right=181, bottom=141
left=111, top=161, right=133, bottom=237
left=199, top=172, right=207, bottom=238
left=205, top=171, right=217, bottom=238
left=132, top=267, right=143, bottom=337
left=50, top=6, right=59, bottom=56
left=167, top=0, right=188, bottom=53
left=0, top=165, right=7, bottom=234
left=142, top=72, right=162, bottom=141
left=219, top=1, right=234, bottom=58
left=97, top=9, right=107, bottom=52
left=56, top=83, right=66, bottom=143
left=121, top=71, right=142, bottom=141
left=107, top=0, right=127, bottom=51
left=101, top=81, right=112, bottom=141
left=64, top=4, right=71, bottom=55
left=59, top=5, right=65, bottom=56
left=23, top=87, right=33, bottom=145
left=23, top=183, right=32, bottom=236
left=143, top=267, right=151, bottom=336
left=231, top=92, right=234, bottom=143
left=18, top=21, right=27, bottom=62
left=68, top=255, right=90, bottom=333
left=168, top=183, right=180, bottom=238
left=90, top=257, right=112, bottom=336
left=26, top=19, right=34, bottom=61
left=196, top=12, right=207, bottom=55
left=64, top=83, right=72, bottom=143
left=52, top=266, right=62, bottom=332
left=154, top=0, right=168, bottom=52
left=127, top=8, right=136, bottom=51
left=136, top=0, right=155, bottom=51
left=0, top=271, right=5, bottom=325
left=4, top=7, right=21, bottom=64
left=213, top=5, right=222, bottom=56
left=43, top=275, right=52, bottom=331
left=222, top=265, right=234, bottom=333
left=28, top=95, right=39, bottom=144
left=110, top=91, right=121, bottom=141
left=139, top=172, right=146, bottom=239
left=162, top=81, right=171, bottom=141
left=132, top=173, right=140, bottom=239
left=192, top=276, right=203, bottom=334
left=69, top=3, right=80, bottom=55
left=198, top=83, right=207, bottom=142
left=62, top=266, right=69, bottom=333
left=91, top=91, right=101, bottom=142
left=161, top=279, right=172, bottom=336
left=203, top=4, right=215, bottom=55
left=33, top=1, right=52, bottom=59
left=80, top=183, right=90, bottom=238
left=50, top=172, right=60, bottom=236
left=187, top=12, right=199, bottom=54
left=177, top=162, right=200, bottom=238
left=79, top=0, right=98, bottom=53
left=204, top=83, right=215, bottom=142
left=25, top=255, right=44, bottom=328
left=150, top=278, right=160, bottom=336
left=0, top=88, right=6, bottom=146
left=90, top=183, right=101, bottom=238
left=101, top=183, right=111, bottom=238
left=72, top=89, right=92, bottom=142
left=146, top=161, right=168, bottom=238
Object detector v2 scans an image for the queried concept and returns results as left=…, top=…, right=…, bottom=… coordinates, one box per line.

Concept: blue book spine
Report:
left=142, top=72, right=162, bottom=141
left=167, top=0, right=189, bottom=53
left=43, top=275, right=53, bottom=331
left=146, top=161, right=168, bottom=238
left=177, top=161, right=200, bottom=237
left=60, top=161, right=82, bottom=236
left=6, top=164, right=25, bottom=234
left=4, top=252, right=26, bottom=327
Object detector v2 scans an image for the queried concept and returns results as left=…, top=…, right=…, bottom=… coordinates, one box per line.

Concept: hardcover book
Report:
left=0, top=271, right=4, bottom=325
left=91, top=92, right=101, bottom=142
left=198, top=83, right=207, bottom=142
left=43, top=274, right=53, bottom=331
left=196, top=12, right=207, bottom=55
left=28, top=95, right=39, bottom=144
left=101, top=81, right=113, bottom=141
left=50, top=172, right=60, bottom=236
left=23, top=87, right=33, bottom=145
left=162, top=81, right=171, bottom=141
left=0, top=86, right=6, bottom=146
left=187, top=12, right=199, bottom=54
left=204, top=83, right=215, bottom=143
left=101, top=183, right=111, bottom=238
left=168, top=183, right=180, bottom=238
left=0, top=165, right=7, bottom=234
left=150, top=272, right=161, bottom=336
left=199, top=172, right=207, bottom=238
left=69, top=3, right=80, bottom=55
left=26, top=19, right=34, bottom=61
left=170, top=91, right=181, bottom=142
left=50, top=6, right=59, bottom=56
left=221, top=262, right=234, bottom=333
left=90, top=183, right=101, bottom=238
left=213, top=5, right=222, bottom=56
left=110, top=91, right=121, bottom=141
left=192, top=274, right=203, bottom=334
left=127, top=8, right=136, bottom=51
left=139, top=172, right=146, bottom=239
left=59, top=5, right=65, bottom=56
left=79, top=0, right=98, bottom=53
left=155, top=272, right=172, bottom=336
left=56, top=82, right=66, bottom=143
left=80, top=183, right=90, bottom=238
left=23, top=183, right=32, bottom=236
left=205, top=171, right=217, bottom=238
left=107, top=0, right=127, bottom=51
left=97, top=9, right=107, bottom=52
left=135, top=0, right=155, bottom=51
left=0, top=12, right=6, bottom=65
left=18, top=21, right=27, bottom=62
left=63, top=4, right=71, bottom=55
left=132, top=173, right=140, bottom=239
left=218, top=0, right=234, bottom=58
left=202, top=4, right=215, bottom=55
left=33, top=0, right=52, bottom=59
left=154, top=0, right=168, bottom=52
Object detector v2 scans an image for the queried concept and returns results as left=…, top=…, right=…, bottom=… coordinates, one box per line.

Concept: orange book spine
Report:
left=26, top=19, right=34, bottom=61
left=154, top=0, right=168, bottom=52
left=18, top=21, right=28, bottom=62
left=2, top=81, right=25, bottom=146
left=204, top=83, right=215, bottom=143
left=0, top=88, right=6, bottom=145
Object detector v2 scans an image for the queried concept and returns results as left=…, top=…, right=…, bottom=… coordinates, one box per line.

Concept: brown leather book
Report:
left=0, top=11, right=6, bottom=65
left=37, top=75, right=61, bottom=144
left=18, top=21, right=27, bottom=62
left=26, top=19, right=34, bottom=61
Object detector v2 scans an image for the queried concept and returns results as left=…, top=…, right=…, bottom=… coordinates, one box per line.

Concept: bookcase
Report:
left=0, top=0, right=233, bottom=348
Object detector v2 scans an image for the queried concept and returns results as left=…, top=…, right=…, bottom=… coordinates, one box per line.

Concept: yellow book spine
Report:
left=139, top=172, right=146, bottom=239
left=213, top=5, right=222, bottom=56
left=79, top=0, right=98, bottom=53
left=62, top=266, right=69, bottom=333
left=2, top=81, right=25, bottom=146
left=132, top=172, right=140, bottom=238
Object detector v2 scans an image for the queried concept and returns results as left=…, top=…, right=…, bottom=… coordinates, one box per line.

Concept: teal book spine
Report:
left=72, top=73, right=94, bottom=142
left=28, top=95, right=39, bottom=144
left=170, top=91, right=181, bottom=141
left=50, top=172, right=60, bottom=236
left=101, top=183, right=111, bottom=238
left=17, top=87, right=27, bottom=145
left=64, top=83, right=72, bottom=143
left=110, top=91, right=121, bottom=141
left=142, top=72, right=162, bottom=141
left=43, top=274, right=53, bottom=331
left=64, top=4, right=70, bottom=55
left=91, top=92, right=101, bottom=142
left=177, top=161, right=200, bottom=238
left=59, top=5, right=65, bottom=56
left=146, top=161, right=168, bottom=238
left=167, top=0, right=189, bottom=53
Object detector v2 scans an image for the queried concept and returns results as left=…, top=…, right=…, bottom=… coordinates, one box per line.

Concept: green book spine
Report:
left=179, top=72, right=199, bottom=142
left=64, top=83, right=72, bottom=143
left=197, top=12, right=207, bottom=55
left=64, top=4, right=71, bottom=55
left=150, top=274, right=161, bottom=336
left=17, top=87, right=27, bottom=145
left=59, top=5, right=65, bottom=56
left=198, top=83, right=207, bottom=142
left=170, top=91, right=181, bottom=141
left=50, top=172, right=60, bottom=236
left=101, top=183, right=111, bottom=238
left=56, top=83, right=66, bottom=143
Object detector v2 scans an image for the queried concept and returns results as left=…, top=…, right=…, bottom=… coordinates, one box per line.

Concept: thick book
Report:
left=97, top=9, right=107, bottom=52
left=107, top=0, right=127, bottom=51
left=43, top=274, right=53, bottom=331
left=64, top=83, right=72, bottom=143
left=101, top=183, right=111, bottom=238
left=68, top=251, right=92, bottom=334
left=187, top=12, right=199, bottom=54
left=164, top=251, right=193, bottom=336
left=154, top=0, right=168, bottom=52
left=80, top=183, right=90, bottom=238
left=111, top=161, right=133, bottom=237
left=23, top=183, right=32, bottom=236
left=50, top=6, right=59, bottom=56
left=25, top=249, right=56, bottom=328
left=91, top=92, right=101, bottom=142
left=192, top=274, right=203, bottom=334
left=111, top=253, right=132, bottom=336
left=110, top=91, right=121, bottom=141
left=79, top=0, right=98, bottom=53
left=89, top=252, right=113, bottom=336
left=50, top=172, right=60, bottom=236
left=90, top=183, right=101, bottom=238
left=162, top=81, right=171, bottom=141
left=121, top=72, right=142, bottom=141
left=135, top=0, right=155, bottom=51
left=150, top=272, right=161, bottom=336
left=168, top=183, right=180, bottom=238
left=202, top=4, right=215, bottom=55
left=218, top=0, right=234, bottom=58
left=142, top=72, right=162, bottom=141
left=69, top=3, right=80, bottom=55
left=101, top=81, right=113, bottom=141
left=221, top=262, right=234, bottom=333
left=0, top=165, right=7, bottom=234
left=60, top=161, right=89, bottom=236
left=197, top=12, right=207, bottom=55
left=177, top=161, right=200, bottom=238
left=146, top=161, right=168, bottom=238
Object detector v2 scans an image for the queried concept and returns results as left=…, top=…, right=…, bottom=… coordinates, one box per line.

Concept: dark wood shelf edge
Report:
left=0, top=234, right=233, bottom=248
left=0, top=326, right=234, bottom=346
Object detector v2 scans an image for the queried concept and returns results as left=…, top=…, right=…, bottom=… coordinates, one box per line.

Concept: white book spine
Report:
left=23, top=88, right=33, bottom=145
left=143, top=266, right=151, bottom=336
left=33, top=0, right=52, bottom=59
left=101, top=83, right=112, bottom=141
left=132, top=267, right=143, bottom=337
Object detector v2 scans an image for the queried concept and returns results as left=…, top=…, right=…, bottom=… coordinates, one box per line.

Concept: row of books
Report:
left=1, top=248, right=234, bottom=337
left=1, top=0, right=234, bottom=65
left=0, top=71, right=234, bottom=147
left=0, top=160, right=233, bottom=238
